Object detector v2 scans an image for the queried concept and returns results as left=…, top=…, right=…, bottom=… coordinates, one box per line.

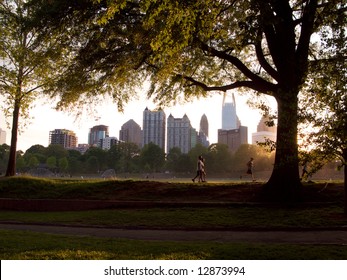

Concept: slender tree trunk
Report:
left=5, top=102, right=20, bottom=177
left=264, top=91, right=302, bottom=201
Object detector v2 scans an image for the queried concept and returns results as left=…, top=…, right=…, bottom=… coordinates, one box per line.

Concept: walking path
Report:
left=1, top=223, right=347, bottom=244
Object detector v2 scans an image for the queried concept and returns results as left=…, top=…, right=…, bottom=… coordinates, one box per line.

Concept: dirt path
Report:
left=1, top=223, right=347, bottom=244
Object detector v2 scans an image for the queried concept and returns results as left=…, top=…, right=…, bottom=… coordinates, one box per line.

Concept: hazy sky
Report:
left=0, top=90, right=276, bottom=152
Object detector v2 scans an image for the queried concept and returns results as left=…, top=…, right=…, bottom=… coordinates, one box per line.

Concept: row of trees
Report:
left=0, top=142, right=275, bottom=176
left=1, top=1, right=345, bottom=203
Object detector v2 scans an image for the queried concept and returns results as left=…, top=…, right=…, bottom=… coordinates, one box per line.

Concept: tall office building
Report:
left=99, top=136, right=118, bottom=150
left=142, top=107, right=166, bottom=150
left=119, top=119, right=142, bottom=148
left=199, top=114, right=209, bottom=138
left=198, top=114, right=210, bottom=147
left=0, top=128, right=6, bottom=145
left=88, top=125, right=109, bottom=146
left=167, top=113, right=192, bottom=153
left=49, top=129, right=77, bottom=149
left=222, top=92, right=240, bottom=130
left=218, top=92, right=248, bottom=152
left=252, top=116, right=277, bottom=144
left=218, top=126, right=248, bottom=153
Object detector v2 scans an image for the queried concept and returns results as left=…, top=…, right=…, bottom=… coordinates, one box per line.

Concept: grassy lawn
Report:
left=0, top=177, right=346, bottom=260
left=0, top=206, right=346, bottom=229
left=1, top=229, right=347, bottom=260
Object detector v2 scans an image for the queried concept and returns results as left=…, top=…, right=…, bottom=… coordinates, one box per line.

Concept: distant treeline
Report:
left=0, top=142, right=280, bottom=176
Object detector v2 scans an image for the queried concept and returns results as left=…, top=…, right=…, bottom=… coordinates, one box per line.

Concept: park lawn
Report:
left=0, top=206, right=346, bottom=229
left=1, top=177, right=346, bottom=260
left=1, top=229, right=347, bottom=260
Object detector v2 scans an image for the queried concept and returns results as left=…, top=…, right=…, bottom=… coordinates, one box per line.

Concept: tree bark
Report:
left=344, top=149, right=347, bottom=215
left=344, top=164, right=346, bottom=215
left=5, top=102, right=20, bottom=177
left=263, top=91, right=302, bottom=201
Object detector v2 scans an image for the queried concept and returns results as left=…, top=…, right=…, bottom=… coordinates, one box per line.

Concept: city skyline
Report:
left=0, top=92, right=276, bottom=152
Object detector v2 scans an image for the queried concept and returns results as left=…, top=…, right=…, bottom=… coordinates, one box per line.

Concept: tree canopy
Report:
left=0, top=0, right=65, bottom=176
left=30, top=0, right=345, bottom=200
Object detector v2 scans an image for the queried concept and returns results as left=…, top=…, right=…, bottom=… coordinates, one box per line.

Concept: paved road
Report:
left=1, top=223, right=347, bottom=244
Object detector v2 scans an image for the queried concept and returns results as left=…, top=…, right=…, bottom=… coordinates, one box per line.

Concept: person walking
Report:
left=192, top=155, right=205, bottom=183
left=240, top=157, right=255, bottom=181
left=200, top=156, right=207, bottom=182
left=300, top=162, right=309, bottom=181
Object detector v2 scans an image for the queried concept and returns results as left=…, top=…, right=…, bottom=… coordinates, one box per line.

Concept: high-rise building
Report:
left=88, top=125, right=109, bottom=146
left=49, top=129, right=77, bottom=149
left=99, top=136, right=119, bottom=150
left=222, top=93, right=240, bottom=130
left=198, top=114, right=210, bottom=147
left=0, top=128, right=6, bottom=145
left=218, top=92, right=248, bottom=152
left=167, top=113, right=192, bottom=153
left=119, top=119, right=142, bottom=148
left=142, top=107, right=166, bottom=150
left=199, top=114, right=209, bottom=138
left=252, top=116, right=277, bottom=144
left=218, top=126, right=248, bottom=153
left=197, top=131, right=210, bottom=147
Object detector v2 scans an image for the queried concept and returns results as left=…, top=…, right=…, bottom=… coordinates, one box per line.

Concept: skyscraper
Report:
left=142, top=107, right=166, bottom=150
left=199, top=114, right=209, bottom=138
left=119, top=119, right=142, bottom=148
left=49, top=129, right=77, bottom=149
left=218, top=92, right=248, bottom=152
left=167, top=113, right=192, bottom=153
left=198, top=114, right=210, bottom=147
left=99, top=137, right=118, bottom=150
left=222, top=92, right=240, bottom=130
left=88, top=125, right=109, bottom=146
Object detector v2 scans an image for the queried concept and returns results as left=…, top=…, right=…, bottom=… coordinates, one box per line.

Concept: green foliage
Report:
left=0, top=0, right=68, bottom=176
left=46, top=156, right=57, bottom=169
left=299, top=4, right=346, bottom=182
left=0, top=140, right=279, bottom=176
left=58, top=157, right=68, bottom=172
left=140, top=142, right=165, bottom=172
left=0, top=144, right=10, bottom=173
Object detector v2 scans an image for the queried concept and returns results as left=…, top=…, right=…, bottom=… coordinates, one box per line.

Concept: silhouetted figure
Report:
left=301, top=162, right=309, bottom=181
left=192, top=155, right=205, bottom=182
left=241, top=157, right=255, bottom=181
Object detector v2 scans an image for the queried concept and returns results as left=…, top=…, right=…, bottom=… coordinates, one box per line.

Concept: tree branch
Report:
left=197, top=40, right=277, bottom=93
left=296, top=0, right=318, bottom=78
left=180, top=74, right=275, bottom=95
left=254, top=37, right=279, bottom=81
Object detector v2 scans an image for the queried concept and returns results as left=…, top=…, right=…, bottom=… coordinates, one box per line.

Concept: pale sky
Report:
left=0, top=90, right=277, bottom=152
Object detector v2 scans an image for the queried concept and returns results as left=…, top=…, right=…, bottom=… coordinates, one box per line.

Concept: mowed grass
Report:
left=0, top=206, right=346, bottom=229
left=1, top=229, right=347, bottom=260
left=0, top=176, right=346, bottom=260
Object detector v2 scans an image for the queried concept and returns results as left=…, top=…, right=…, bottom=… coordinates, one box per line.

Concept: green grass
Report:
left=1, top=177, right=346, bottom=260
left=0, top=206, right=346, bottom=229
left=1, top=229, right=347, bottom=260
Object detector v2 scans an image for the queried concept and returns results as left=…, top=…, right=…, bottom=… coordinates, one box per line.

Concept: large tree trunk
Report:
left=344, top=149, right=347, bottom=215
left=5, top=102, right=20, bottom=177
left=344, top=164, right=346, bottom=215
left=263, top=91, right=302, bottom=201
